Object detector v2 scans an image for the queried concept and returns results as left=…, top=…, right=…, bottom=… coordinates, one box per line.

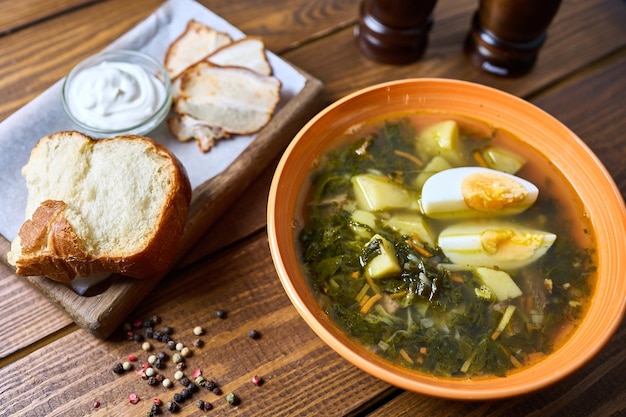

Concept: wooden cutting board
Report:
left=0, top=67, right=323, bottom=339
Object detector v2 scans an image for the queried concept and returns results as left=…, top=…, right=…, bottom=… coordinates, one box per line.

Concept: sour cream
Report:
left=66, top=61, right=167, bottom=130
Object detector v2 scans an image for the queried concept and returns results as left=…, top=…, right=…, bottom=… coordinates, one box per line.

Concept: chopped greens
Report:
left=298, top=116, right=595, bottom=378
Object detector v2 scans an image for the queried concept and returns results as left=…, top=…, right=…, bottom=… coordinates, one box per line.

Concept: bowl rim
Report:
left=61, top=49, right=172, bottom=137
left=267, top=78, right=626, bottom=400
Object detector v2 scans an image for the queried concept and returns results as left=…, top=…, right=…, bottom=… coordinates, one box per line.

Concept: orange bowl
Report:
left=267, top=78, right=626, bottom=400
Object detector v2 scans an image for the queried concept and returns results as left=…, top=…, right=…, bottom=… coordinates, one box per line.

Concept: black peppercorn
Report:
left=112, top=363, right=125, bottom=374
left=179, top=377, right=189, bottom=387
left=248, top=329, right=260, bottom=339
left=193, top=339, right=204, bottom=348
left=150, top=403, right=161, bottom=415
left=145, top=328, right=154, bottom=339
left=173, top=393, right=183, bottom=403
left=144, top=318, right=156, bottom=328
left=160, top=334, right=170, bottom=343
left=153, top=358, right=164, bottom=369
left=205, top=380, right=217, bottom=391
left=212, top=387, right=222, bottom=395
left=157, top=351, right=168, bottom=360
left=215, top=309, right=226, bottom=319
left=181, top=388, right=191, bottom=399
left=167, top=340, right=176, bottom=350
left=152, top=331, right=163, bottom=340
left=147, top=376, right=157, bottom=386
left=162, top=326, right=173, bottom=335
left=166, top=401, right=179, bottom=412
left=133, top=332, right=145, bottom=342
left=187, top=382, right=199, bottom=393
left=196, top=400, right=205, bottom=410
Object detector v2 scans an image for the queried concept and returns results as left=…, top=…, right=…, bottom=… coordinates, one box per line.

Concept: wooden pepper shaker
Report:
left=355, top=0, right=438, bottom=65
left=465, top=0, right=562, bottom=77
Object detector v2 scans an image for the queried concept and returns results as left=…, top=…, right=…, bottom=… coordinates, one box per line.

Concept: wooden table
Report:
left=1, top=0, right=624, bottom=415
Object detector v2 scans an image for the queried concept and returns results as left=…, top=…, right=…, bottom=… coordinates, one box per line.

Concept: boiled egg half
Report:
left=420, top=167, right=538, bottom=218
left=438, top=221, right=557, bottom=270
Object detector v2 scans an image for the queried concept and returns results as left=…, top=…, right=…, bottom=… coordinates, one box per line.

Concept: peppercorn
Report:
left=145, top=367, right=156, bottom=377
left=193, top=326, right=204, bottom=336
left=173, top=393, right=183, bottom=403
left=195, top=376, right=206, bottom=387
left=148, top=355, right=157, bottom=364
left=176, top=362, right=186, bottom=371
left=162, top=378, right=173, bottom=388
left=205, top=380, right=217, bottom=391
left=151, top=315, right=161, bottom=325
left=212, top=387, right=222, bottom=395
left=166, top=401, right=179, bottom=412
left=142, top=342, right=152, bottom=351
left=133, top=319, right=144, bottom=328
left=193, top=339, right=204, bottom=348
left=251, top=374, right=263, bottom=386
left=147, top=376, right=157, bottom=386
left=248, top=329, right=260, bottom=339
left=157, top=351, right=168, bottom=361
left=215, top=309, right=226, bottom=319
left=174, top=370, right=184, bottom=380
left=196, top=399, right=212, bottom=411
left=180, top=347, right=192, bottom=358
left=152, top=331, right=163, bottom=341
left=112, top=363, right=125, bottom=374
left=144, top=318, right=156, bottom=328
left=172, top=353, right=183, bottom=363
left=167, top=340, right=176, bottom=350
left=153, top=358, right=164, bottom=369
left=196, top=400, right=205, bottom=410
left=149, top=403, right=161, bottom=415
left=180, top=377, right=191, bottom=387
left=181, top=388, right=191, bottom=399
left=226, top=392, right=239, bottom=405
left=163, top=326, right=173, bottom=335
left=129, top=393, right=140, bottom=404
left=133, top=333, right=145, bottom=342
left=145, top=328, right=154, bottom=339
left=93, top=400, right=101, bottom=409
left=155, top=374, right=164, bottom=383
left=129, top=354, right=138, bottom=362
left=187, top=382, right=199, bottom=393
left=160, top=334, right=170, bottom=343
left=153, top=398, right=162, bottom=406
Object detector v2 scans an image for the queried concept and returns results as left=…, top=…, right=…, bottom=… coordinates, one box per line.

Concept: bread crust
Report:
left=9, top=132, right=192, bottom=282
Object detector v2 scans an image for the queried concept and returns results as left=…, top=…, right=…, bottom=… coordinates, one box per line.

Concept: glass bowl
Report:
left=62, top=50, right=171, bottom=138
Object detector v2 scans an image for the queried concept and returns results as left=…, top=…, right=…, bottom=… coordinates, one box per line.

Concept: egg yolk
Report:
left=480, top=229, right=546, bottom=261
left=461, top=172, right=528, bottom=212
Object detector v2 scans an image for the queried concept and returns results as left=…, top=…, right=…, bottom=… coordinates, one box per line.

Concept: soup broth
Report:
left=298, top=112, right=596, bottom=378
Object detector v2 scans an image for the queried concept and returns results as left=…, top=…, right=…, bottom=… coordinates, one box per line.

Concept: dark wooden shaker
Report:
left=355, top=0, right=438, bottom=65
left=465, top=0, right=562, bottom=77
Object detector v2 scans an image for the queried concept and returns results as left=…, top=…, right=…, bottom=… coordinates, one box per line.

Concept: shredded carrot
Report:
left=364, top=273, right=381, bottom=294
left=450, top=272, right=465, bottom=284
left=405, top=239, right=434, bottom=258
left=394, top=150, right=424, bottom=167
left=351, top=271, right=361, bottom=279
left=360, top=293, right=382, bottom=314
left=398, top=348, right=414, bottom=364
left=473, top=150, right=488, bottom=167
left=491, top=330, right=501, bottom=340
left=510, top=355, right=523, bottom=369
left=359, top=294, right=371, bottom=307
left=390, top=290, right=408, bottom=299
left=419, top=346, right=428, bottom=355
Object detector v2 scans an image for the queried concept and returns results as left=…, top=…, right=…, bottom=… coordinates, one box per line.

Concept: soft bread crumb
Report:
left=8, top=131, right=191, bottom=282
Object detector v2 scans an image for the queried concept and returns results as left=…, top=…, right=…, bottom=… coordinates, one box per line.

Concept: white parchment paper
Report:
left=0, top=0, right=306, bottom=242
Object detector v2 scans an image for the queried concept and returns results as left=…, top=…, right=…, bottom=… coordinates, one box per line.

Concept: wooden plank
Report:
left=0, top=233, right=392, bottom=416
left=0, top=263, right=73, bottom=359
left=0, top=0, right=101, bottom=35
left=283, top=0, right=626, bottom=102
left=0, top=0, right=360, bottom=122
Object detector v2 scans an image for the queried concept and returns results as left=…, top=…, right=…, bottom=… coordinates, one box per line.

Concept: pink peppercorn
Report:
left=192, top=368, right=202, bottom=378
left=93, top=400, right=101, bottom=408
left=129, top=393, right=140, bottom=404
left=128, top=354, right=137, bottom=362
left=252, top=374, right=263, bottom=386
left=153, top=397, right=162, bottom=406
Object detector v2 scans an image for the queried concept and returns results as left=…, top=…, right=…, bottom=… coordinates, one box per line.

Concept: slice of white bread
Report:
left=7, top=131, right=192, bottom=282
